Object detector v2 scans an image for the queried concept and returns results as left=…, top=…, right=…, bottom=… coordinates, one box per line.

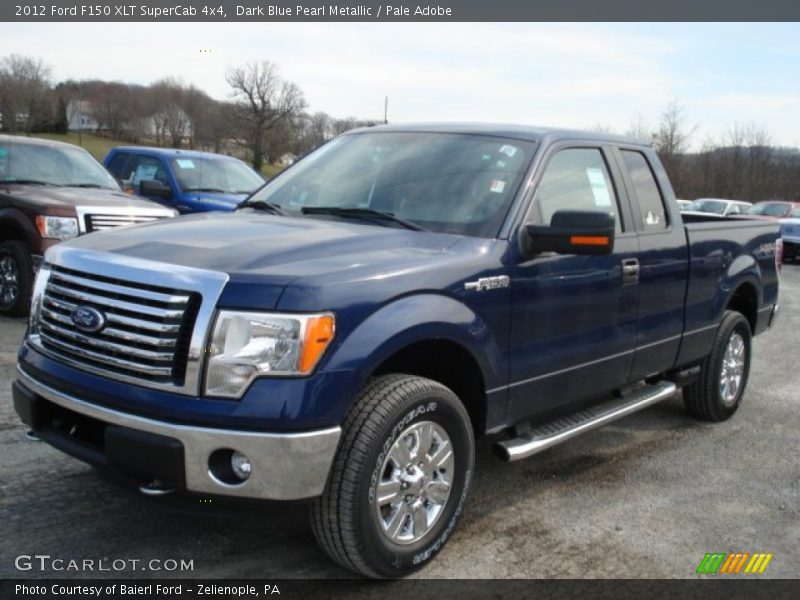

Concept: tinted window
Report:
left=0, top=141, right=119, bottom=189
left=169, top=157, right=263, bottom=195
left=689, top=199, right=727, bottom=215
left=125, top=156, right=170, bottom=192
left=746, top=202, right=791, bottom=217
left=622, top=150, right=667, bottom=231
left=248, top=132, right=537, bottom=237
left=106, top=152, right=130, bottom=179
left=530, top=148, right=622, bottom=232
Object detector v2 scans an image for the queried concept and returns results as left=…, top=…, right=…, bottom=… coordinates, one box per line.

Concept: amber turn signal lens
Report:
left=570, top=235, right=609, bottom=246
left=299, top=314, right=335, bottom=373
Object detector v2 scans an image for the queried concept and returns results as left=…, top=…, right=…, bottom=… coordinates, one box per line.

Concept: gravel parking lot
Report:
left=1, top=266, right=798, bottom=580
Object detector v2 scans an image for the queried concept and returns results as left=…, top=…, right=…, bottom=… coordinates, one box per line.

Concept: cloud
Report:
left=1, top=22, right=799, bottom=147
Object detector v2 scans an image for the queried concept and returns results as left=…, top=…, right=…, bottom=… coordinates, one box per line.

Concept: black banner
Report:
left=3, top=0, right=800, bottom=22
left=3, top=579, right=800, bottom=600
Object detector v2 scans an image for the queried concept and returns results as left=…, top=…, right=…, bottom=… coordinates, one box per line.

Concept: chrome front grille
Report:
left=84, top=213, right=166, bottom=232
left=37, top=265, right=200, bottom=386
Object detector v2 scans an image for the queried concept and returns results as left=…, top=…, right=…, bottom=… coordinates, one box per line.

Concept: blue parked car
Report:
left=103, top=147, right=265, bottom=213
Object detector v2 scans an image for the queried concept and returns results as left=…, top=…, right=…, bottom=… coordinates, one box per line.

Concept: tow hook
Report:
left=138, top=480, right=176, bottom=496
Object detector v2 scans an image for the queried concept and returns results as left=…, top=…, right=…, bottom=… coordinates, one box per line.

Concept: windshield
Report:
left=689, top=199, right=728, bottom=214
left=246, top=132, right=537, bottom=237
left=746, top=202, right=790, bottom=217
left=0, top=140, right=119, bottom=189
left=170, top=157, right=264, bottom=195
left=790, top=206, right=800, bottom=218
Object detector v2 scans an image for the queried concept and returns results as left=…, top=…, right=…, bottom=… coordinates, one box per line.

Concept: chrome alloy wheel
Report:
left=374, top=420, right=455, bottom=545
left=720, top=332, right=746, bottom=406
left=0, top=254, right=19, bottom=308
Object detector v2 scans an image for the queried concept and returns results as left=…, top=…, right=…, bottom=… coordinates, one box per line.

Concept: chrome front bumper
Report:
left=16, top=366, right=341, bottom=501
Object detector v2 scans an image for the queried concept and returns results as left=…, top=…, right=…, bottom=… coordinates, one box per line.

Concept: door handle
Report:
left=622, top=258, right=640, bottom=285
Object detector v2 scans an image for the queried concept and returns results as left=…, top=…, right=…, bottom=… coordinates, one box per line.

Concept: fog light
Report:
left=230, top=451, right=252, bottom=481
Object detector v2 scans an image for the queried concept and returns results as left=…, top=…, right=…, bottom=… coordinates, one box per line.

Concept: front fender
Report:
left=323, top=293, right=505, bottom=392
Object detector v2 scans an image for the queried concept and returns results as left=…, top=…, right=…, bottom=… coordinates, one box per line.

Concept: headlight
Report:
left=36, top=216, right=79, bottom=240
left=205, top=311, right=335, bottom=398
left=28, top=265, right=51, bottom=337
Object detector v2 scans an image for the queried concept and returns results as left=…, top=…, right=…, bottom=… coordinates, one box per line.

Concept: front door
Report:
left=507, top=145, right=639, bottom=424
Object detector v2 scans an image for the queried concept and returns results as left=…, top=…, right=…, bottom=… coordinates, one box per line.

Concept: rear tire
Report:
left=311, top=374, right=474, bottom=578
left=0, top=240, right=33, bottom=317
left=684, top=310, right=751, bottom=421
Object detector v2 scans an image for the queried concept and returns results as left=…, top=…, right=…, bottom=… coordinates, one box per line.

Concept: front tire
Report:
left=0, top=240, right=33, bottom=317
left=311, top=374, right=475, bottom=578
left=684, top=310, right=752, bottom=421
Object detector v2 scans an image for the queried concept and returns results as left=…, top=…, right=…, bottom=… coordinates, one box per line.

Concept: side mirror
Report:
left=522, top=210, right=615, bottom=258
left=140, top=179, right=172, bottom=200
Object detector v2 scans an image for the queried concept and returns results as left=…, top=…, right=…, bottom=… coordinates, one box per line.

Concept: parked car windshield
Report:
left=746, top=202, right=790, bottom=217
left=245, top=131, right=537, bottom=237
left=0, top=140, right=119, bottom=189
left=688, top=199, right=728, bottom=214
left=790, top=206, right=800, bottom=218
left=169, top=156, right=264, bottom=195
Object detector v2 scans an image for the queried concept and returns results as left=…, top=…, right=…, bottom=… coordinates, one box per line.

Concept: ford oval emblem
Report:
left=70, top=305, right=106, bottom=333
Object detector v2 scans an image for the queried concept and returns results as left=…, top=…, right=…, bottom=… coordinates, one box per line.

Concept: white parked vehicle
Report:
left=686, top=198, right=753, bottom=217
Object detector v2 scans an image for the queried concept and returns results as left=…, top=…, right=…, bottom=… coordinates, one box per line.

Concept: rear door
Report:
left=613, top=147, right=688, bottom=380
left=506, top=143, right=640, bottom=423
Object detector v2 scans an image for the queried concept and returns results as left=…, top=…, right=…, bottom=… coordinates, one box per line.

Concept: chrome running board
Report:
left=494, top=381, right=677, bottom=462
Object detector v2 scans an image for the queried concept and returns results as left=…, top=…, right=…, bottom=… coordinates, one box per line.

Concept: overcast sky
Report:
left=3, top=22, right=800, bottom=148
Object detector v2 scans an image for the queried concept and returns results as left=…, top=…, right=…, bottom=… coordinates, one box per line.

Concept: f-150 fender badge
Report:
left=464, top=275, right=510, bottom=291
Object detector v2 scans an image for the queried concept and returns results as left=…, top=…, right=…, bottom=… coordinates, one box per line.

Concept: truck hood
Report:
left=59, top=212, right=494, bottom=310
left=1, top=184, right=166, bottom=211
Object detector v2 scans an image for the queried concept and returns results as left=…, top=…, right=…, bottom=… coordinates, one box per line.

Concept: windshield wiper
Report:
left=3, top=179, right=60, bottom=186
left=64, top=183, right=113, bottom=189
left=300, top=207, right=427, bottom=231
left=183, top=187, right=227, bottom=193
left=237, top=200, right=288, bottom=215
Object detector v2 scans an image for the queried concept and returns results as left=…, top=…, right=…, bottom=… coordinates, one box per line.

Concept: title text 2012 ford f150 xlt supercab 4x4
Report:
left=12, top=125, right=780, bottom=577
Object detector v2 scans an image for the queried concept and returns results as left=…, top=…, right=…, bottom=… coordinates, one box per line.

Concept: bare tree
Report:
left=0, top=54, right=53, bottom=133
left=743, top=124, right=774, bottom=201
left=652, top=101, right=696, bottom=192
left=225, top=61, right=306, bottom=170
left=625, top=115, right=654, bottom=144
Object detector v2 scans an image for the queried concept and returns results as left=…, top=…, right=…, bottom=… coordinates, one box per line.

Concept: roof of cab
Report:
left=0, top=134, right=87, bottom=149
left=345, top=122, right=651, bottom=147
left=109, top=146, right=240, bottom=160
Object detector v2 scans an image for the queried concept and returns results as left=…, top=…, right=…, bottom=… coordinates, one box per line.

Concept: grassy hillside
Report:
left=30, top=132, right=120, bottom=162
left=28, top=132, right=282, bottom=179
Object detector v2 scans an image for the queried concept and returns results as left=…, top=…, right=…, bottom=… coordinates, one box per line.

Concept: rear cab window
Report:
left=620, top=150, right=668, bottom=232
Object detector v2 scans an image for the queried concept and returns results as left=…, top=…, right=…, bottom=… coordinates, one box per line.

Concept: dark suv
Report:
left=0, top=135, right=175, bottom=316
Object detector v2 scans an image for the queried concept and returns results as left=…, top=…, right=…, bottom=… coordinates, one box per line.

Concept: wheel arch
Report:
left=323, top=293, right=504, bottom=436
left=725, top=280, right=759, bottom=333
left=0, top=209, right=36, bottom=249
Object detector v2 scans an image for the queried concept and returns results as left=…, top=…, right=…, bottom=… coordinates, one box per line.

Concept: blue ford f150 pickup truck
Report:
left=13, top=124, right=780, bottom=577
left=103, top=147, right=265, bottom=213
